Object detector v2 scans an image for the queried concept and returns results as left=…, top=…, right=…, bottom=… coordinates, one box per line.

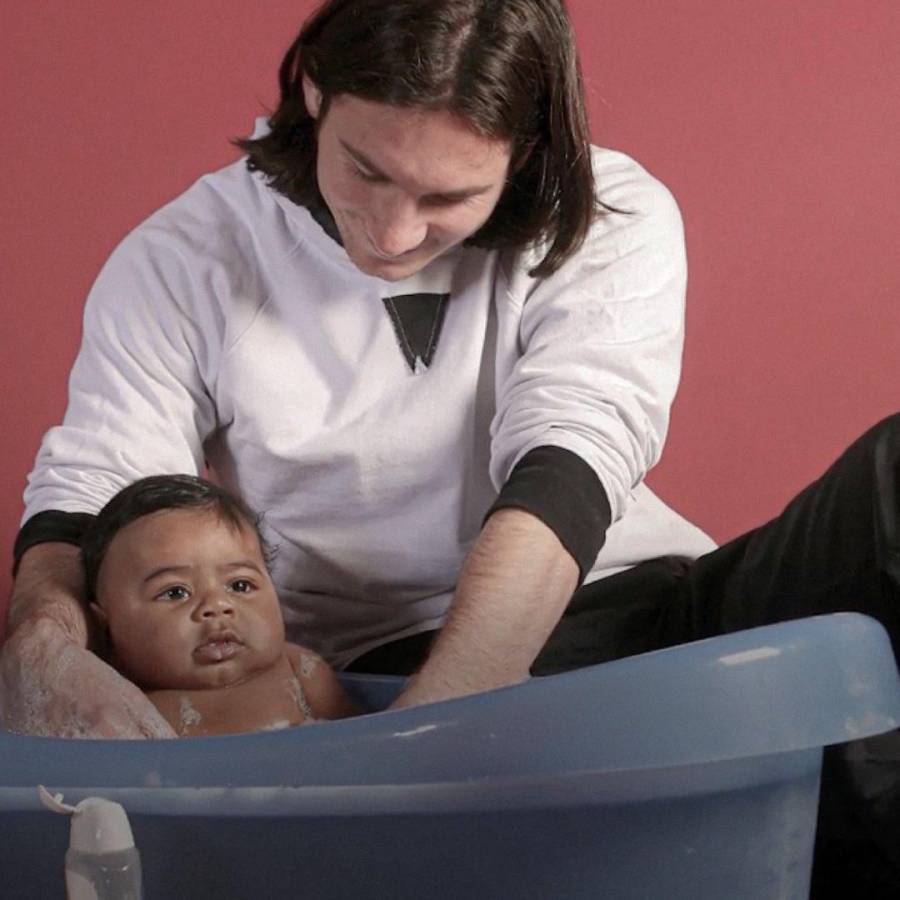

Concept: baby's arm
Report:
left=285, top=644, right=363, bottom=720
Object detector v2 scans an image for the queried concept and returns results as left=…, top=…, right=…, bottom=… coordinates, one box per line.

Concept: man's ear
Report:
left=302, top=75, right=323, bottom=119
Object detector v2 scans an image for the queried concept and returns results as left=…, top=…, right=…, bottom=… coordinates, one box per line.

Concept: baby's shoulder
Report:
left=284, top=643, right=362, bottom=720
left=284, top=642, right=326, bottom=679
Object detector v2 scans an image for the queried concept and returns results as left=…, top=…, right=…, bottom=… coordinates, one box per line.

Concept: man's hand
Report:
left=0, top=542, right=176, bottom=739
left=0, top=617, right=175, bottom=739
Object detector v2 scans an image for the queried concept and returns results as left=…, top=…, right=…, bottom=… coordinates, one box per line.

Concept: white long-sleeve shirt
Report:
left=23, top=136, right=715, bottom=667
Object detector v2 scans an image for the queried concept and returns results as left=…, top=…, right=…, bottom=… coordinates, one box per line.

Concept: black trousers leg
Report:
left=661, top=413, right=900, bottom=654
left=536, top=413, right=900, bottom=896
left=668, top=413, right=900, bottom=897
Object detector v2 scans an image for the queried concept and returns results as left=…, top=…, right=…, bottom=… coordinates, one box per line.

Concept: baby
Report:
left=82, top=474, right=360, bottom=736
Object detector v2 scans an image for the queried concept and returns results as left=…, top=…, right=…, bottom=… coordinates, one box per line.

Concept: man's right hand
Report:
left=0, top=541, right=176, bottom=739
left=0, top=616, right=176, bottom=739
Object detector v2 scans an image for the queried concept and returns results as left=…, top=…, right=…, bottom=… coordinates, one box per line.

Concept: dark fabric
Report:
left=12, top=510, right=96, bottom=576
left=306, top=193, right=343, bottom=245
left=486, top=445, right=611, bottom=582
left=382, top=293, right=450, bottom=372
left=345, top=630, right=438, bottom=676
left=811, top=732, right=900, bottom=899
left=531, top=555, right=692, bottom=674
left=659, top=415, right=900, bottom=659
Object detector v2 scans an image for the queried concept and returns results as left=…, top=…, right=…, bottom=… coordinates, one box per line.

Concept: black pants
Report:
left=350, top=413, right=900, bottom=897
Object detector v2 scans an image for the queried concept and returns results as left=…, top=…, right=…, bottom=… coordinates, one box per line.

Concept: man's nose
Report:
left=368, top=195, right=427, bottom=258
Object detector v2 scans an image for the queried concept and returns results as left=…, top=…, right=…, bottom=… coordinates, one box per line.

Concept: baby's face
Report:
left=94, top=507, right=285, bottom=690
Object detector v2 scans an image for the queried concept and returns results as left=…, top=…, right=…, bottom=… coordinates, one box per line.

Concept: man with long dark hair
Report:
left=3, top=1, right=900, bottom=889
left=6, top=0, right=715, bottom=719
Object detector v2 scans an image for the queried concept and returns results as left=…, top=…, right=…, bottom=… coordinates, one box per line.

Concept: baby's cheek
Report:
left=257, top=619, right=287, bottom=660
left=138, top=620, right=191, bottom=663
left=254, top=598, right=286, bottom=638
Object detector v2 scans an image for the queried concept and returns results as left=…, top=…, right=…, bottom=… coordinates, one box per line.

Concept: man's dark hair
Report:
left=81, top=475, right=271, bottom=602
left=234, top=0, right=608, bottom=277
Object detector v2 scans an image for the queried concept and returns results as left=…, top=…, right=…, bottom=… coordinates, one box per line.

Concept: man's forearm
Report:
left=393, top=507, right=579, bottom=708
left=6, top=543, right=90, bottom=646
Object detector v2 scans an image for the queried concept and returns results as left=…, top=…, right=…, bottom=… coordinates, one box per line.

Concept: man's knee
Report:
left=845, top=412, right=900, bottom=469
left=866, top=412, right=900, bottom=445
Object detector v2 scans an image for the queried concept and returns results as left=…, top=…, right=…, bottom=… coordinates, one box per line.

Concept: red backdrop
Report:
left=2, top=1, right=899, bottom=627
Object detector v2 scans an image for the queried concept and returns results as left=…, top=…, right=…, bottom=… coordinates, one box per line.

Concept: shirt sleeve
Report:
left=485, top=445, right=612, bottom=581
left=12, top=510, right=96, bottom=575
left=490, top=152, right=687, bottom=533
left=21, top=216, right=223, bottom=524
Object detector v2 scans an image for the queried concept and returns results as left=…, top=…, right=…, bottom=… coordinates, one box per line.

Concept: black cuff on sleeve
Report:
left=12, top=510, right=97, bottom=576
left=485, top=445, right=612, bottom=582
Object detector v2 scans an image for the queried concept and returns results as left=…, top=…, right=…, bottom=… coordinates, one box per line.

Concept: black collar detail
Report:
left=305, top=194, right=343, bottom=246
left=382, top=293, right=450, bottom=373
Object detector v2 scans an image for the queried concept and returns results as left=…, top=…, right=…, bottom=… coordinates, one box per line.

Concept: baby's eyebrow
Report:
left=142, top=565, right=191, bottom=584
left=222, top=560, right=265, bottom=574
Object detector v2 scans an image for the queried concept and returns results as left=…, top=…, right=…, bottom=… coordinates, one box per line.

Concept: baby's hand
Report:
left=0, top=617, right=176, bottom=739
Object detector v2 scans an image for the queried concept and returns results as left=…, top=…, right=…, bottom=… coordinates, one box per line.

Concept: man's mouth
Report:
left=194, top=631, right=244, bottom=663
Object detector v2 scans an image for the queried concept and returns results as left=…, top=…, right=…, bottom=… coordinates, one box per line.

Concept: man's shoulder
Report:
left=133, top=159, right=272, bottom=251
left=501, top=146, right=682, bottom=289
left=102, top=157, right=291, bottom=296
left=589, top=145, right=681, bottom=224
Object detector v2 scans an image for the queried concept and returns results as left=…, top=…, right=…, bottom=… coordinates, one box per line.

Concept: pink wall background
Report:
left=2, top=1, right=898, bottom=627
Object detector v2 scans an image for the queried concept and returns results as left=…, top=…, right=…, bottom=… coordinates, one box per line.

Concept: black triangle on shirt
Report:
left=382, top=293, right=450, bottom=373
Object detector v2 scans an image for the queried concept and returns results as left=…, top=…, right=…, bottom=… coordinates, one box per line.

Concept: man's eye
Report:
left=228, top=579, right=255, bottom=594
left=425, top=195, right=464, bottom=208
left=424, top=191, right=478, bottom=209
left=157, top=586, right=190, bottom=602
left=352, top=163, right=385, bottom=183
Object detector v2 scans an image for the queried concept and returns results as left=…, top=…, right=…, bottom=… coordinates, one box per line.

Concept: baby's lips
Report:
left=193, top=634, right=244, bottom=663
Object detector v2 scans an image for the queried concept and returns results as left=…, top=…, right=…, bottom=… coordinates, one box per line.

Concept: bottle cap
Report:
left=38, top=786, right=136, bottom=854
left=69, top=797, right=136, bottom=854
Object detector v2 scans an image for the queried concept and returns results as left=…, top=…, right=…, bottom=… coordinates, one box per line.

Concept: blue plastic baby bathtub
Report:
left=2, top=612, right=899, bottom=899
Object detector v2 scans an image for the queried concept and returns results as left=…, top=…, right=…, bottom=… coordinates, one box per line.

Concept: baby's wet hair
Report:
left=81, top=474, right=274, bottom=602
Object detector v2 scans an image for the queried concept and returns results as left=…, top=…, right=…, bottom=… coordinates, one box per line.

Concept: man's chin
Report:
left=348, top=248, right=435, bottom=282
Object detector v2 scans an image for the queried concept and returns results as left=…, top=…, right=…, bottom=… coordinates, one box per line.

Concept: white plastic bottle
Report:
left=38, top=786, right=143, bottom=900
